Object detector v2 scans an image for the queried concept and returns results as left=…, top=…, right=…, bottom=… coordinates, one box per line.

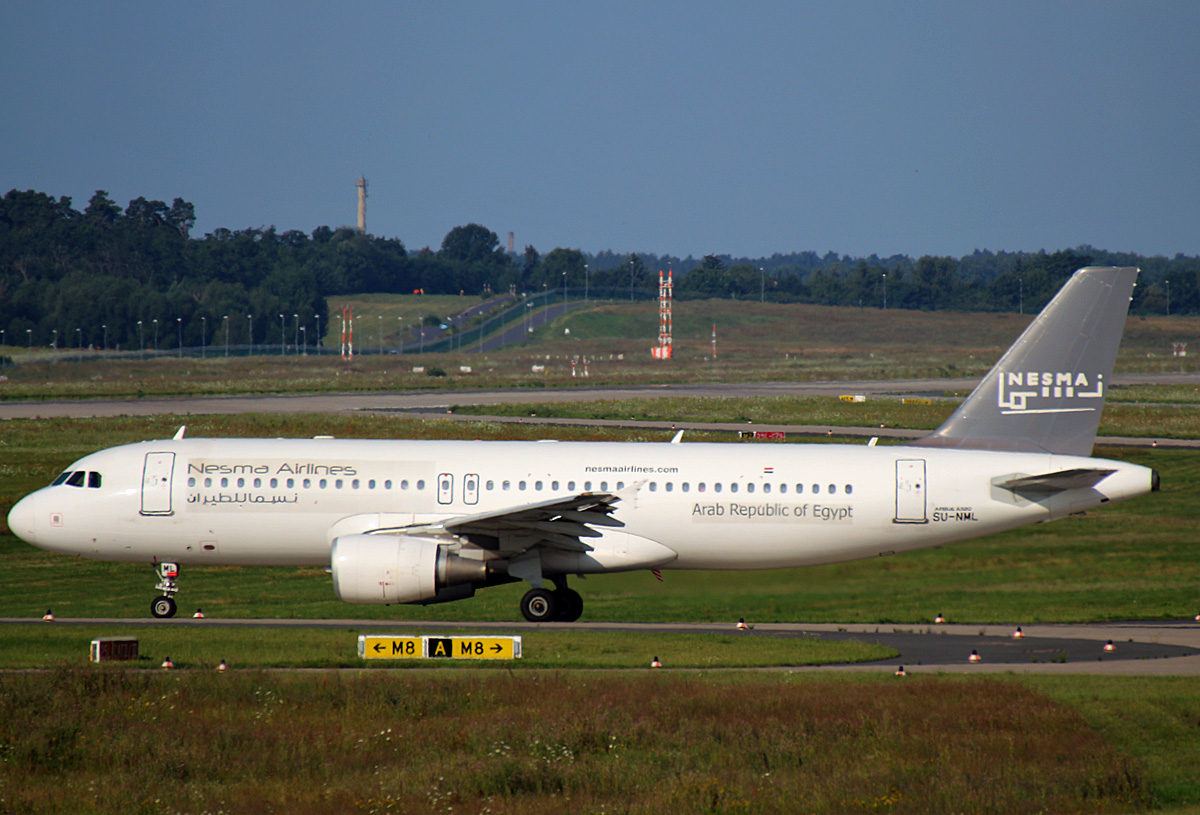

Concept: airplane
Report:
left=7, top=266, right=1157, bottom=622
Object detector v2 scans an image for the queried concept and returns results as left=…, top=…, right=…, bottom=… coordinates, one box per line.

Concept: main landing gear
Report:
left=520, top=581, right=584, bottom=623
left=151, top=562, right=180, bottom=618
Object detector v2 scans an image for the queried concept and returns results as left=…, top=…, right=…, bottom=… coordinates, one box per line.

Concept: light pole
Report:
left=314, top=314, right=321, bottom=356
left=397, top=317, right=404, bottom=354
left=223, top=315, right=229, bottom=357
left=279, top=314, right=285, bottom=356
left=630, top=259, right=635, bottom=301
left=27, top=329, right=32, bottom=350
left=760, top=267, right=765, bottom=303
left=200, top=317, right=206, bottom=358
left=300, top=325, right=307, bottom=355
left=138, top=320, right=144, bottom=358
left=293, top=314, right=298, bottom=351
left=563, top=271, right=567, bottom=306
left=419, top=314, right=424, bottom=354
left=247, top=315, right=253, bottom=353
left=1019, top=278, right=1023, bottom=315
left=152, top=319, right=158, bottom=353
left=584, top=264, right=589, bottom=303
left=1166, top=279, right=1171, bottom=316
left=882, top=274, right=888, bottom=310
left=102, top=324, right=107, bottom=351
left=51, top=329, right=57, bottom=350
left=176, top=317, right=182, bottom=356
left=378, top=315, right=383, bottom=355
left=76, top=327, right=81, bottom=349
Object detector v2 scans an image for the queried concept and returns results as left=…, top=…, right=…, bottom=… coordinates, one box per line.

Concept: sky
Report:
left=3, top=2, right=1199, bottom=260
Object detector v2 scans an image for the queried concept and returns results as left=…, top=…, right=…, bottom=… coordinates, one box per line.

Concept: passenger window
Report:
left=600, top=481, right=608, bottom=491
left=649, top=482, right=657, bottom=492
left=519, top=481, right=527, bottom=491
left=698, top=482, right=706, bottom=492
left=221, top=477, right=229, bottom=488
left=416, top=480, right=425, bottom=490
left=270, top=478, right=278, bottom=488
left=567, top=481, right=576, bottom=491
left=812, top=484, right=820, bottom=494
left=845, top=484, right=853, bottom=495
left=237, top=478, right=245, bottom=488
left=303, top=478, right=312, bottom=489
left=780, top=484, right=787, bottom=494
left=535, top=481, right=543, bottom=491
left=401, top=479, right=410, bottom=490
left=188, top=477, right=196, bottom=488
left=253, top=478, right=262, bottom=488
left=763, top=483, right=771, bottom=494
left=287, top=478, right=295, bottom=489
left=502, top=480, right=511, bottom=491
left=714, top=483, right=722, bottom=493
left=336, top=479, right=344, bottom=490
left=746, top=483, right=755, bottom=493
left=485, top=480, right=493, bottom=490
left=551, top=480, right=559, bottom=490
left=204, top=477, right=213, bottom=488
left=616, top=481, right=624, bottom=490
left=319, top=479, right=328, bottom=489
left=384, top=480, right=392, bottom=489
left=730, top=483, right=739, bottom=493
left=368, top=479, right=376, bottom=489
left=796, top=484, right=804, bottom=494
left=584, top=481, right=592, bottom=491
left=829, top=484, right=837, bottom=494
left=352, top=479, right=360, bottom=489
left=682, top=483, right=690, bottom=493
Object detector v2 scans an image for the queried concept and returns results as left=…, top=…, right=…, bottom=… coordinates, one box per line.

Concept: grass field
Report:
left=2, top=331, right=1199, bottom=813
left=1, top=669, right=1196, bottom=814
left=3, top=297, right=1196, bottom=401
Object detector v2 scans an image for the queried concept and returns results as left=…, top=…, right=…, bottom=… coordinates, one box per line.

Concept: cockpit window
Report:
left=52, top=472, right=72, bottom=486
left=88, top=472, right=102, bottom=488
left=65, top=471, right=86, bottom=487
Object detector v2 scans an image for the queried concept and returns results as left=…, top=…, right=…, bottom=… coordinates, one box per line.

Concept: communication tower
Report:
left=651, top=269, right=673, bottom=360
left=356, top=177, right=367, bottom=233
left=340, top=306, right=354, bottom=360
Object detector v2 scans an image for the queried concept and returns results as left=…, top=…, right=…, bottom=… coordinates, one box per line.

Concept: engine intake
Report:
left=331, top=533, right=487, bottom=604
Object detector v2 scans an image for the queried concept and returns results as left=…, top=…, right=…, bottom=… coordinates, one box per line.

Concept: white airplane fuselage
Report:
left=11, top=435, right=1152, bottom=571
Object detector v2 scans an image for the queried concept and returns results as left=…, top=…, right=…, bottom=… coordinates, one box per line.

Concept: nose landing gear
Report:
left=151, top=562, right=180, bottom=618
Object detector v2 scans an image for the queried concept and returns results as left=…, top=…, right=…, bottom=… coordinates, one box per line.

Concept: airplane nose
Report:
left=6, top=494, right=38, bottom=543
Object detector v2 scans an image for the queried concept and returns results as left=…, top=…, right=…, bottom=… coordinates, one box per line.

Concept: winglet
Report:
left=909, top=267, right=1138, bottom=456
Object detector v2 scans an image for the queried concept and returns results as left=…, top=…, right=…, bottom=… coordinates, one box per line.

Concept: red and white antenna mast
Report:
left=341, top=306, right=354, bottom=360
left=651, top=269, right=673, bottom=360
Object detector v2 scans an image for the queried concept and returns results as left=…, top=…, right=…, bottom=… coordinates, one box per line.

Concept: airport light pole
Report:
left=293, top=314, right=298, bottom=351
left=152, top=319, right=158, bottom=352
left=247, top=315, right=253, bottom=353
left=300, top=326, right=306, bottom=355
left=378, top=315, right=383, bottom=355
left=882, top=274, right=887, bottom=310
left=314, top=314, right=321, bottom=356
left=176, top=317, right=182, bottom=356
left=102, top=324, right=107, bottom=351
left=138, top=321, right=144, bottom=358
left=76, top=327, right=81, bottom=349
left=280, top=314, right=286, bottom=356
left=584, top=264, right=589, bottom=303
left=223, top=315, right=229, bottom=357
left=27, top=329, right=32, bottom=350
left=200, top=317, right=206, bottom=357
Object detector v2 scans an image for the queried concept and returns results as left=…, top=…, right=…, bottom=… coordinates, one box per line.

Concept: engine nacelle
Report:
left=331, top=533, right=486, bottom=605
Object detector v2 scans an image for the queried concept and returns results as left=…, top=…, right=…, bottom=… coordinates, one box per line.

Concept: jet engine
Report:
left=331, top=533, right=488, bottom=605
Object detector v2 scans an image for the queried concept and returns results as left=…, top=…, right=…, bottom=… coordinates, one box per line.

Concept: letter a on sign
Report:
left=428, top=637, right=452, bottom=658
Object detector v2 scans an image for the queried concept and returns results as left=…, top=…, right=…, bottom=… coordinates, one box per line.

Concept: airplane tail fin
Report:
left=909, top=266, right=1138, bottom=456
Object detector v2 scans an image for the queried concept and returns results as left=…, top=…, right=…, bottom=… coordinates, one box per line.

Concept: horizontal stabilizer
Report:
left=996, top=468, right=1116, bottom=494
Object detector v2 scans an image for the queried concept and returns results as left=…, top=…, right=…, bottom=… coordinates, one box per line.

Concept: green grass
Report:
left=0, top=670, right=1163, bottom=815
left=0, top=624, right=891, bottom=669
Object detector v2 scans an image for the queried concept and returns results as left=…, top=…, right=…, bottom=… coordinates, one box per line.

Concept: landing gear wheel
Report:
left=151, top=596, right=177, bottom=619
left=553, top=588, right=584, bottom=622
left=520, top=588, right=557, bottom=622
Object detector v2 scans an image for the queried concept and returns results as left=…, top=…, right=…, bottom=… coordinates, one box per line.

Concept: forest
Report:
left=2, top=188, right=1198, bottom=351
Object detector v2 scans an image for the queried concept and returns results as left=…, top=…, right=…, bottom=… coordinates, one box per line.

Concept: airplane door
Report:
left=463, top=474, right=479, bottom=505
left=894, top=459, right=927, bottom=524
left=437, top=473, right=454, bottom=505
left=141, top=452, right=176, bottom=516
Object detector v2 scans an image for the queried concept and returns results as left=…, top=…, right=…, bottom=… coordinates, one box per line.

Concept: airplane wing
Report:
left=996, top=468, right=1116, bottom=494
left=372, top=493, right=626, bottom=556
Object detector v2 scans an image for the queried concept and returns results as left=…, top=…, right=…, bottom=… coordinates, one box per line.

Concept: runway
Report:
left=6, top=617, right=1198, bottom=675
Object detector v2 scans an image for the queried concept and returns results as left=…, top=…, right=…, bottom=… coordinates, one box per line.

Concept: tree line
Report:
left=2, top=188, right=1198, bottom=351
